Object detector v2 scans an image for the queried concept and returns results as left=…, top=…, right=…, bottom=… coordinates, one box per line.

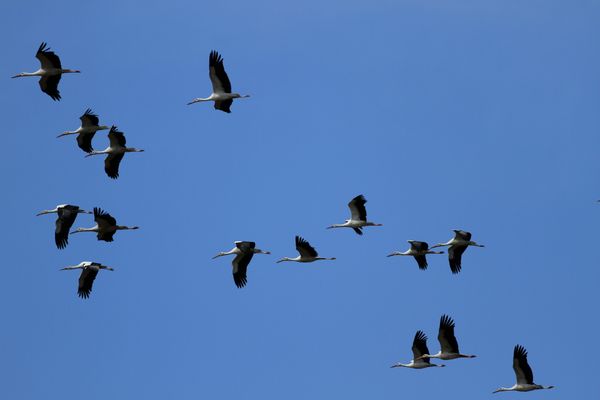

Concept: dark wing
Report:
left=78, top=267, right=98, bottom=299
left=348, top=194, right=367, bottom=221
left=232, top=252, right=253, bottom=288
left=38, top=75, right=61, bottom=101
left=209, top=50, right=232, bottom=94
left=55, top=206, right=79, bottom=249
left=410, top=241, right=429, bottom=252
left=97, top=231, right=116, bottom=242
left=94, top=207, right=117, bottom=228
left=296, top=236, right=318, bottom=258
left=454, top=230, right=472, bottom=241
left=352, top=227, right=363, bottom=235
left=36, top=42, right=61, bottom=69
left=448, top=244, right=468, bottom=274
left=235, top=241, right=256, bottom=251
left=80, top=108, right=100, bottom=127
left=513, top=345, right=534, bottom=385
left=108, top=126, right=126, bottom=147
left=438, top=315, right=459, bottom=354
left=413, top=255, right=428, bottom=270
left=105, top=153, right=124, bottom=179
left=76, top=132, right=95, bottom=153
left=412, top=330, right=430, bottom=363
left=213, top=99, right=233, bottom=113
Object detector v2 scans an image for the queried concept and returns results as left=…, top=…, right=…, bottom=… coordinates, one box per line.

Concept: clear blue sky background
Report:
left=1, top=0, right=598, bottom=398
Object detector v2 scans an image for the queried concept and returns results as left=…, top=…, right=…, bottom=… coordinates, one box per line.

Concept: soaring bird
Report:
left=391, top=331, right=446, bottom=369
left=212, top=241, right=270, bottom=288
left=60, top=261, right=114, bottom=299
left=70, top=207, right=139, bottom=242
left=431, top=230, right=484, bottom=273
left=187, top=50, right=250, bottom=113
left=327, top=194, right=383, bottom=235
left=387, top=240, right=443, bottom=270
left=85, top=126, right=144, bottom=179
left=417, top=315, right=476, bottom=360
left=276, top=236, right=336, bottom=263
left=36, top=204, right=92, bottom=249
left=57, top=109, right=110, bottom=153
left=493, top=345, right=554, bottom=393
left=11, top=42, right=80, bottom=100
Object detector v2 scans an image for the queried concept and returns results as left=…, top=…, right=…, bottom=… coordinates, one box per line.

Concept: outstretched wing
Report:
left=295, top=236, right=318, bottom=258
left=411, top=330, right=430, bottom=363
left=108, top=126, right=126, bottom=147
left=39, top=75, right=61, bottom=101
left=448, top=244, right=468, bottom=274
left=513, top=345, right=534, bottom=385
left=209, top=50, right=232, bottom=94
left=214, top=99, right=233, bottom=113
left=55, top=206, right=79, bottom=249
left=348, top=195, right=367, bottom=222
left=105, top=153, right=124, bottom=179
left=36, top=42, right=61, bottom=69
left=438, top=315, right=459, bottom=354
left=76, top=132, right=95, bottom=153
left=80, top=108, right=100, bottom=127
left=78, top=267, right=98, bottom=299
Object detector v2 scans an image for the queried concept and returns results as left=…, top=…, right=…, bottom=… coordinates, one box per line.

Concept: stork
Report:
left=60, top=261, right=114, bottom=299
left=387, top=240, right=443, bottom=270
left=187, top=50, right=250, bottom=113
left=212, top=241, right=270, bottom=288
left=327, top=194, right=383, bottom=235
left=57, top=109, right=109, bottom=153
left=493, top=345, right=554, bottom=393
left=431, top=230, right=484, bottom=273
left=11, top=42, right=80, bottom=100
left=391, top=331, right=445, bottom=369
left=70, top=207, right=139, bottom=242
left=36, top=204, right=91, bottom=249
left=417, top=315, right=476, bottom=360
left=276, top=236, right=336, bottom=263
left=85, top=126, right=144, bottom=179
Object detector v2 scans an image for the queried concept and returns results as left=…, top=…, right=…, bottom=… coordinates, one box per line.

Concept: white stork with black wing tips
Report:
left=212, top=241, right=270, bottom=288
left=387, top=240, right=443, bottom=270
left=57, top=109, right=110, bottom=153
left=276, top=236, right=336, bottom=263
left=431, top=230, right=484, bottom=274
left=417, top=315, right=476, bottom=360
left=11, top=42, right=80, bottom=100
left=85, top=126, right=144, bottom=179
left=493, top=345, right=554, bottom=393
left=36, top=204, right=92, bottom=249
left=327, top=195, right=383, bottom=235
left=60, top=261, right=114, bottom=299
left=391, top=331, right=445, bottom=369
left=187, top=50, right=250, bottom=113
left=70, top=207, right=139, bottom=242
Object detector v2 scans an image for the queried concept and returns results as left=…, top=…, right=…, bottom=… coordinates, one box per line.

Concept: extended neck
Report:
left=12, top=71, right=42, bottom=78
left=116, top=225, right=139, bottom=230
left=276, top=257, right=294, bottom=263
left=36, top=209, right=57, bottom=216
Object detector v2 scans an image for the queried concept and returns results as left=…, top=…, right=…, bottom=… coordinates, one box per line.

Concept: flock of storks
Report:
left=15, top=42, right=555, bottom=394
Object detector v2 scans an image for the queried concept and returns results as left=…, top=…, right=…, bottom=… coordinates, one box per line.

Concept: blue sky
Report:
left=1, top=0, right=598, bottom=398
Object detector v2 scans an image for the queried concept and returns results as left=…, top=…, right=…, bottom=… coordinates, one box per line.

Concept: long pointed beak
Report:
left=11, top=74, right=20, bottom=79
left=56, top=133, right=67, bottom=138
left=386, top=253, right=397, bottom=257
left=212, top=254, right=222, bottom=259
left=35, top=212, right=45, bottom=216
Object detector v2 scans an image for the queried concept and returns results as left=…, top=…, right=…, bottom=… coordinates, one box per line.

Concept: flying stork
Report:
left=431, top=230, right=484, bottom=273
left=60, top=261, right=114, bottom=299
left=212, top=241, right=270, bottom=288
left=493, top=345, right=554, bottom=393
left=11, top=42, right=80, bottom=100
left=276, top=236, right=336, bottom=263
left=36, top=204, right=92, bottom=249
left=417, top=315, right=477, bottom=360
left=327, top=194, right=383, bottom=235
left=85, top=126, right=144, bottom=179
left=187, top=50, right=250, bottom=113
left=391, top=330, right=446, bottom=369
left=387, top=240, right=443, bottom=270
left=70, top=207, right=139, bottom=242
left=57, top=109, right=109, bottom=153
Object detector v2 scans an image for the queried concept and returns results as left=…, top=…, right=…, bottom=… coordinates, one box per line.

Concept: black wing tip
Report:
left=514, top=344, right=528, bottom=358
left=38, top=42, right=49, bottom=52
left=106, top=172, right=119, bottom=179
left=77, top=290, right=91, bottom=299
left=55, top=238, right=68, bottom=249
left=415, top=330, right=428, bottom=342
left=449, top=260, right=462, bottom=274
left=440, top=314, right=455, bottom=328
left=234, top=275, right=247, bottom=288
left=353, top=227, right=363, bottom=235
left=210, top=50, right=224, bottom=65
